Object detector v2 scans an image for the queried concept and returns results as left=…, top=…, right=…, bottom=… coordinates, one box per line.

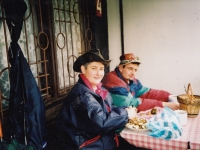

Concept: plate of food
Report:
left=137, top=107, right=162, bottom=119
left=125, top=117, right=150, bottom=132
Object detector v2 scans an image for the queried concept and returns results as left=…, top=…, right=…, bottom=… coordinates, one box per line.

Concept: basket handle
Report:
left=186, top=83, right=194, bottom=102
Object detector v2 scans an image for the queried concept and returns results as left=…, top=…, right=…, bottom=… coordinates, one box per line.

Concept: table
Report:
left=120, top=113, right=200, bottom=150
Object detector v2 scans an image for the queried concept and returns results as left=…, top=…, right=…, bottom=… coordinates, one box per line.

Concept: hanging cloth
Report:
left=3, top=0, right=46, bottom=149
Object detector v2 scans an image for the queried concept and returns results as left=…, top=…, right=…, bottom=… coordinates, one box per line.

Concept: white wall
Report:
left=107, top=0, right=122, bottom=71
left=107, top=0, right=200, bottom=95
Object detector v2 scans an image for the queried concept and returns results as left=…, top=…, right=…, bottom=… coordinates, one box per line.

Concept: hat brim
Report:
left=73, top=51, right=111, bottom=72
left=119, top=60, right=141, bottom=66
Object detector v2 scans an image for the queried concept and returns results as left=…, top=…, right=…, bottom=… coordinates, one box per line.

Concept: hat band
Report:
left=119, top=58, right=140, bottom=65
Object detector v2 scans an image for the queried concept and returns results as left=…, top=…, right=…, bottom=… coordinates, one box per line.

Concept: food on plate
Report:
left=150, top=108, right=158, bottom=114
left=126, top=117, right=148, bottom=129
left=140, top=108, right=158, bottom=116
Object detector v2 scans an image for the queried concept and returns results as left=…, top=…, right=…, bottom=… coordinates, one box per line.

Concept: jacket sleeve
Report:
left=107, top=86, right=141, bottom=107
left=137, top=98, right=163, bottom=112
left=73, top=92, right=129, bottom=134
left=139, top=88, right=170, bottom=101
left=137, top=88, right=171, bottom=112
left=135, top=86, right=150, bottom=97
left=110, top=93, right=141, bottom=107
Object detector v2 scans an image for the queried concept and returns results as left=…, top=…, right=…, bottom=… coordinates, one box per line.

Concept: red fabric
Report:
left=95, top=83, right=108, bottom=100
left=115, top=133, right=119, bottom=147
left=102, top=71, right=130, bottom=91
left=80, top=74, right=94, bottom=91
left=79, top=135, right=101, bottom=149
left=95, top=85, right=111, bottom=112
left=137, top=98, right=163, bottom=112
left=140, top=89, right=170, bottom=101
left=137, top=89, right=170, bottom=112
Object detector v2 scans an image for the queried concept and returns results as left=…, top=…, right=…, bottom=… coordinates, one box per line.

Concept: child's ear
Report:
left=80, top=65, right=85, bottom=74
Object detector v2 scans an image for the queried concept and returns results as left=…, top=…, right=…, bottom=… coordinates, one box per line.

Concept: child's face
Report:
left=81, top=62, right=105, bottom=89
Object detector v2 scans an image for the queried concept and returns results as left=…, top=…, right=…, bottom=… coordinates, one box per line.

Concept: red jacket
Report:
left=102, top=68, right=170, bottom=112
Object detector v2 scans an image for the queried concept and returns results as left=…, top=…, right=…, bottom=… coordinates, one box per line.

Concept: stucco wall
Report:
left=107, top=0, right=200, bottom=95
left=107, top=0, right=122, bottom=70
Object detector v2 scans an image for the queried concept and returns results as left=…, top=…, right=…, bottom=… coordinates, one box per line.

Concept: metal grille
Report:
left=0, top=0, right=92, bottom=107
left=53, top=0, right=81, bottom=95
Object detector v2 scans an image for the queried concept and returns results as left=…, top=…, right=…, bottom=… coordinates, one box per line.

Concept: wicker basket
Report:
left=177, top=83, right=200, bottom=117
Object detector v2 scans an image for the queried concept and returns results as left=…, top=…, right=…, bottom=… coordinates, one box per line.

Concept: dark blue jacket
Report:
left=57, top=75, right=128, bottom=150
left=3, top=0, right=46, bottom=148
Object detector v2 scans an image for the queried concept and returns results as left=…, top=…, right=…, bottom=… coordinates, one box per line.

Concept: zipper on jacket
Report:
left=79, top=135, right=101, bottom=149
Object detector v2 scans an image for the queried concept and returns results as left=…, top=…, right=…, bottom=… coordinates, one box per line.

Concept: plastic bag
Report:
left=146, top=107, right=182, bottom=140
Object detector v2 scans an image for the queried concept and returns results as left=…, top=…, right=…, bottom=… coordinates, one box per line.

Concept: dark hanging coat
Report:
left=3, top=0, right=46, bottom=149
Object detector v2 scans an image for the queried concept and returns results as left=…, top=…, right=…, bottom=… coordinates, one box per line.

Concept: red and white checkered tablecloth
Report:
left=120, top=113, right=200, bottom=150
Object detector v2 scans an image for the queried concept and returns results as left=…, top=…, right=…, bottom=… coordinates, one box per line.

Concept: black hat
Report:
left=73, top=49, right=111, bottom=72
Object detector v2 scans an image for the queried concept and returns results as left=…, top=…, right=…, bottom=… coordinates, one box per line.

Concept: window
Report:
left=0, top=0, right=91, bottom=108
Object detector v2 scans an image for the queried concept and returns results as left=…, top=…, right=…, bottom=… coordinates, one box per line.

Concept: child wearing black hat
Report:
left=57, top=49, right=137, bottom=150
